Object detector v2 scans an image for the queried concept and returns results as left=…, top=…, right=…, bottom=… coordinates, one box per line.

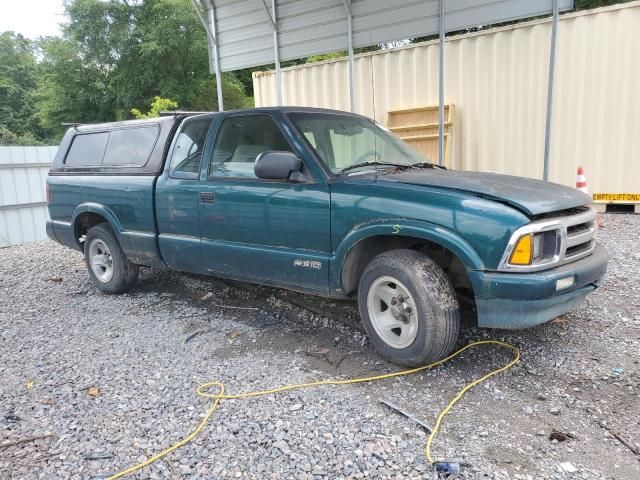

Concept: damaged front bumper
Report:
left=468, top=243, right=608, bottom=329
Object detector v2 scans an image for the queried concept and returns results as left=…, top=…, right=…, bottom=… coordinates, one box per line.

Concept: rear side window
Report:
left=64, top=125, right=159, bottom=168
left=103, top=126, right=159, bottom=166
left=169, top=117, right=212, bottom=179
left=65, top=132, right=109, bottom=166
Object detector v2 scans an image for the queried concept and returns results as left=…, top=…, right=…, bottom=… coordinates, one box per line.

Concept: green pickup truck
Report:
left=47, top=107, right=608, bottom=365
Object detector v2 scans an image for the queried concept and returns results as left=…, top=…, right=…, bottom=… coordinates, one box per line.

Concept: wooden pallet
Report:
left=387, top=105, right=455, bottom=167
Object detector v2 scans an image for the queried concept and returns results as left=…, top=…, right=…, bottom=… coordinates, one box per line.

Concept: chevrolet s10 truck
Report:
left=47, top=108, right=608, bottom=366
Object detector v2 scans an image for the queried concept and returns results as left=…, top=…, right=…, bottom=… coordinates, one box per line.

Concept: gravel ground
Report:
left=1, top=213, right=639, bottom=480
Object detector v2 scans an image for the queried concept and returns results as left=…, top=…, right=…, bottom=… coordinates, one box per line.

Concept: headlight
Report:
left=532, top=233, right=544, bottom=260
left=509, top=234, right=533, bottom=265
left=509, top=231, right=557, bottom=266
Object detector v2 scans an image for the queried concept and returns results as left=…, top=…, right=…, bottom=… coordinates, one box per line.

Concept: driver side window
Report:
left=209, top=114, right=293, bottom=179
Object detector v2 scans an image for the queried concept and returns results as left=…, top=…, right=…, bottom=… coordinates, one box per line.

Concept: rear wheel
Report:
left=84, top=223, right=139, bottom=294
left=357, top=249, right=460, bottom=366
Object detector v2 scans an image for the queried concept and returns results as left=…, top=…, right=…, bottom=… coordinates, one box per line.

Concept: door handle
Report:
left=199, top=192, right=215, bottom=204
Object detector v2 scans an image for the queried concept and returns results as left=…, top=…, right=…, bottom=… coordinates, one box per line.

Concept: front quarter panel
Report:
left=330, top=178, right=531, bottom=279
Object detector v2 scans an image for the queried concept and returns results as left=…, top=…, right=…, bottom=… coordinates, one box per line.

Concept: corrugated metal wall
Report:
left=253, top=2, right=640, bottom=194
left=0, top=147, right=56, bottom=247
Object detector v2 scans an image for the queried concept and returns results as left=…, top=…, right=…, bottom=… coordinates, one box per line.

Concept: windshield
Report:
left=288, top=112, right=429, bottom=174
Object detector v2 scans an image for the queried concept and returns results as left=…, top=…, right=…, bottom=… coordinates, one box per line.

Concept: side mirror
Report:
left=254, top=151, right=306, bottom=181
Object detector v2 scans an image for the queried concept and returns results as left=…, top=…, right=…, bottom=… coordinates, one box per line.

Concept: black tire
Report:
left=357, top=249, right=460, bottom=366
left=84, top=223, right=139, bottom=294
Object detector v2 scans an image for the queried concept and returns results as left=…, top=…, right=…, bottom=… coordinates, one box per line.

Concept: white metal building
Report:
left=0, top=147, right=56, bottom=247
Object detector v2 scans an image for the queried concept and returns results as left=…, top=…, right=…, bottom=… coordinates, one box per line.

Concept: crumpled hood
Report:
left=382, top=169, right=591, bottom=216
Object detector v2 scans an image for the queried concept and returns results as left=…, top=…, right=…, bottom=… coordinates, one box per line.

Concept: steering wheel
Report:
left=355, top=150, right=381, bottom=164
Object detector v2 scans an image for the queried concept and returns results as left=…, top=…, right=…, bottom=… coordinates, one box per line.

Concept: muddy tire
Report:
left=84, top=223, right=139, bottom=294
left=357, top=249, right=460, bottom=366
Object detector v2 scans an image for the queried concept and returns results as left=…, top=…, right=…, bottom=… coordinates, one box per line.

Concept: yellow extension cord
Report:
left=107, top=340, right=520, bottom=479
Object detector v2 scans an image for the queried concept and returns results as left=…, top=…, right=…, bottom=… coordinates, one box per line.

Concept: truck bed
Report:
left=46, top=116, right=181, bottom=268
left=47, top=174, right=162, bottom=267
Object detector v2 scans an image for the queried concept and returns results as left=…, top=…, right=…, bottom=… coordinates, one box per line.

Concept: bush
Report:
left=131, top=97, right=178, bottom=119
left=0, top=125, right=43, bottom=146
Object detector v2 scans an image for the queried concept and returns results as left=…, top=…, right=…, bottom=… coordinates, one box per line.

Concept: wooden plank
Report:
left=445, top=104, right=456, bottom=167
left=398, top=133, right=450, bottom=141
left=387, top=104, right=455, bottom=167
left=389, top=122, right=452, bottom=132
left=388, top=105, right=449, bottom=115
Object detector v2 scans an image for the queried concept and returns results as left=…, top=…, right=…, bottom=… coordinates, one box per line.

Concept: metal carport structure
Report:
left=191, top=0, right=573, bottom=176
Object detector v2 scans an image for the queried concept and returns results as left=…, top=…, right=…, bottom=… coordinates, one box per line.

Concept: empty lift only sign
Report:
left=593, top=194, right=640, bottom=202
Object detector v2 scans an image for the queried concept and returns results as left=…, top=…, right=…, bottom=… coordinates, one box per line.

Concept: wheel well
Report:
left=74, top=212, right=108, bottom=249
left=341, top=235, right=476, bottom=314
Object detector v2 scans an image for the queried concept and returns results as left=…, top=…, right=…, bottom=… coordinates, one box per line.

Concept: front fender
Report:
left=330, top=219, right=485, bottom=293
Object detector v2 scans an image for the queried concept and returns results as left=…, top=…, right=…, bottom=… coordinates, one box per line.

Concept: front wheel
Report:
left=357, top=249, right=460, bottom=366
left=84, top=223, right=139, bottom=294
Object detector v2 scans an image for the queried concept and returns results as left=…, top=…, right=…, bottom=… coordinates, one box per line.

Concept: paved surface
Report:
left=0, top=214, right=638, bottom=479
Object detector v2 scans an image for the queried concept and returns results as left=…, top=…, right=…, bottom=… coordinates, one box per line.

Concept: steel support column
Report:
left=342, top=0, right=355, bottom=112
left=193, top=0, right=224, bottom=111
left=438, top=0, right=445, bottom=166
left=272, top=0, right=282, bottom=105
left=208, top=0, right=224, bottom=111
left=543, top=0, right=560, bottom=181
left=261, top=0, right=283, bottom=105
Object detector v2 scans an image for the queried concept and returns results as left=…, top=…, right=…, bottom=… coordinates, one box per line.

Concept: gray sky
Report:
left=0, top=0, right=65, bottom=38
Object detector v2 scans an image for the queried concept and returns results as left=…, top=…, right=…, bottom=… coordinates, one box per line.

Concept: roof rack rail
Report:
left=158, top=111, right=214, bottom=117
left=61, top=122, right=83, bottom=129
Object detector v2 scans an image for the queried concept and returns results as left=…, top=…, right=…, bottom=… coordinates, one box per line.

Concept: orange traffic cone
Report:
left=576, top=166, right=588, bottom=193
left=576, top=166, right=605, bottom=228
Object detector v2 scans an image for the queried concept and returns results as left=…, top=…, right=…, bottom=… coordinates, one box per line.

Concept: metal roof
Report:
left=198, top=0, right=573, bottom=72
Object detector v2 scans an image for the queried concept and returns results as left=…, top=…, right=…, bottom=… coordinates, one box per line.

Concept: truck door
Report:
left=197, top=112, right=331, bottom=291
left=155, top=115, right=213, bottom=273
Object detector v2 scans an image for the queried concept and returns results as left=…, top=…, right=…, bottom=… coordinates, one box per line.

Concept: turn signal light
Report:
left=509, top=234, right=533, bottom=265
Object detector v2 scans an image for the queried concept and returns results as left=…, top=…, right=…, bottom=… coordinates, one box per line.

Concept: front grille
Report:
left=559, top=208, right=596, bottom=264
left=566, top=242, right=592, bottom=257
left=567, top=222, right=590, bottom=236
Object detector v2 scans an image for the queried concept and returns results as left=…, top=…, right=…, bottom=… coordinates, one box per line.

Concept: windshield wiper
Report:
left=361, top=162, right=445, bottom=176
left=392, top=162, right=446, bottom=171
left=339, top=161, right=410, bottom=174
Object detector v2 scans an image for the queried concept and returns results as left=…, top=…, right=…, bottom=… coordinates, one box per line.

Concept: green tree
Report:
left=131, top=96, right=178, bottom=118
left=191, top=74, right=255, bottom=111
left=575, top=0, right=633, bottom=9
left=0, top=125, right=43, bottom=146
left=0, top=32, right=40, bottom=139
left=37, top=36, right=116, bottom=137
left=36, top=0, right=250, bottom=140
